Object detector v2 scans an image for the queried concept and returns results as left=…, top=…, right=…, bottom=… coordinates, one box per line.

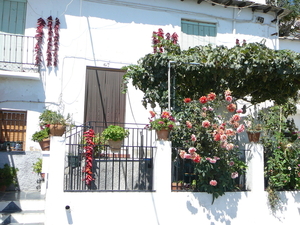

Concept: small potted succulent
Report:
left=32, top=127, right=50, bottom=151
left=102, top=125, right=129, bottom=152
left=39, top=109, right=71, bottom=136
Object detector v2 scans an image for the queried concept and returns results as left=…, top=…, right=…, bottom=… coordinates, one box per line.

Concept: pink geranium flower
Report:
left=186, top=121, right=192, bottom=128
left=191, top=134, right=197, bottom=142
left=202, top=120, right=210, bottom=128
left=188, top=147, right=196, bottom=154
left=209, top=180, right=217, bottom=186
left=231, top=172, right=239, bottom=179
left=236, top=124, right=245, bottom=133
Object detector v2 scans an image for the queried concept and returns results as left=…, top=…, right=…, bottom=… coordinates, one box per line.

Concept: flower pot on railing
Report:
left=39, top=138, right=50, bottom=151
left=156, top=129, right=169, bottom=141
left=247, top=131, right=261, bottom=143
left=49, top=124, right=66, bottom=136
left=108, top=140, right=123, bottom=152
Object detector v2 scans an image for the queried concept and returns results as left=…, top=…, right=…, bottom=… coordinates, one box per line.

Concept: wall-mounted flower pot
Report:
left=39, top=138, right=50, bottom=151
left=156, top=130, right=169, bottom=141
left=108, top=140, right=123, bottom=152
left=49, top=124, right=66, bottom=136
left=247, top=132, right=261, bottom=143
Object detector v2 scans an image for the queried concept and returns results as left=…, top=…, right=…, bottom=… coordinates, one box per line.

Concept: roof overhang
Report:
left=192, top=0, right=292, bottom=18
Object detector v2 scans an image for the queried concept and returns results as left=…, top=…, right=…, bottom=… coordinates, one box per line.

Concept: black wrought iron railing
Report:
left=0, top=33, right=38, bottom=73
left=64, top=122, right=156, bottom=192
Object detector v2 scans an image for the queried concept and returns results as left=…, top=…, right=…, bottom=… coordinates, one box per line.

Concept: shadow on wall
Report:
left=189, top=192, right=243, bottom=224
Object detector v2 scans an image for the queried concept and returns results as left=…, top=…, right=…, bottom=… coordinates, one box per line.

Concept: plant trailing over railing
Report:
left=35, top=18, right=46, bottom=66
left=83, top=129, right=95, bottom=186
left=53, top=17, right=60, bottom=67
left=259, top=102, right=300, bottom=210
left=47, top=16, right=53, bottom=67
left=123, top=32, right=300, bottom=109
left=172, top=90, right=247, bottom=203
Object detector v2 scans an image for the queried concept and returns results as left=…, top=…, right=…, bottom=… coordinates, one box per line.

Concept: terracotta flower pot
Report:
left=247, top=131, right=261, bottom=143
left=156, top=130, right=169, bottom=141
left=49, top=124, right=66, bottom=136
left=39, top=138, right=50, bottom=151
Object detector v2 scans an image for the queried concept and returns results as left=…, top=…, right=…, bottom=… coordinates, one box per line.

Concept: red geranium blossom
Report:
left=184, top=98, right=192, bottom=103
left=199, top=96, right=208, bottom=104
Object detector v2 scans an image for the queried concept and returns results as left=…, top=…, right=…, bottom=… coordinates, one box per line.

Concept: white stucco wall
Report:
left=0, top=0, right=281, bottom=150
left=44, top=137, right=300, bottom=225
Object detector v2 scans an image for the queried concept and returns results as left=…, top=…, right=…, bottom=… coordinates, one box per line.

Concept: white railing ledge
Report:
left=0, top=70, right=40, bottom=80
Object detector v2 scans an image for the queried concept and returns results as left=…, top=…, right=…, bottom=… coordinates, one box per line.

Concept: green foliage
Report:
left=32, top=158, right=43, bottom=174
left=102, top=125, right=130, bottom=141
left=124, top=41, right=300, bottom=109
left=0, top=164, right=18, bottom=187
left=260, top=102, right=300, bottom=209
left=39, top=109, right=70, bottom=126
left=172, top=91, right=247, bottom=202
left=31, top=127, right=50, bottom=142
left=268, top=0, right=300, bottom=37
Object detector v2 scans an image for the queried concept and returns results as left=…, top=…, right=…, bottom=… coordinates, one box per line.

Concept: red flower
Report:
left=193, top=155, right=201, bottom=163
left=227, top=103, right=236, bottom=113
left=199, top=96, right=208, bottom=104
left=184, top=98, right=191, bottom=103
left=207, top=92, right=216, bottom=101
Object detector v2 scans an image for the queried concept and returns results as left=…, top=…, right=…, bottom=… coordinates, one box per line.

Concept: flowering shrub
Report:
left=172, top=90, right=247, bottom=202
left=147, top=111, right=176, bottom=131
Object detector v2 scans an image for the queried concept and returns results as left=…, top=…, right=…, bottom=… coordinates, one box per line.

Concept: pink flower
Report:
left=207, top=92, right=216, bottom=101
left=158, top=121, right=165, bottom=125
left=179, top=150, right=186, bottom=159
left=231, top=172, right=239, bottom=179
left=236, top=124, right=245, bottom=133
left=208, top=159, right=217, bottom=164
left=231, top=114, right=241, bottom=121
left=229, top=161, right=235, bottom=166
left=225, top=95, right=233, bottom=102
left=208, top=107, right=214, bottom=111
left=225, top=129, right=235, bottom=136
left=186, top=121, right=192, bottom=128
left=209, top=180, right=217, bottom=186
left=188, top=147, right=196, bottom=154
left=184, top=154, right=191, bottom=159
left=213, top=156, right=220, bottom=160
left=149, top=111, right=156, bottom=118
left=191, top=134, right=197, bottom=142
left=214, top=133, right=221, bottom=141
left=220, top=134, right=227, bottom=142
left=226, top=143, right=234, bottom=150
left=193, top=155, right=201, bottom=163
left=202, top=107, right=207, bottom=111
left=236, top=109, right=243, bottom=113
left=161, top=111, right=170, bottom=119
left=227, top=103, right=236, bottom=113
left=224, top=89, right=232, bottom=96
left=202, top=120, right=211, bottom=128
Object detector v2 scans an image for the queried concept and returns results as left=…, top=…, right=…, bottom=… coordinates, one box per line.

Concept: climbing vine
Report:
left=123, top=29, right=300, bottom=109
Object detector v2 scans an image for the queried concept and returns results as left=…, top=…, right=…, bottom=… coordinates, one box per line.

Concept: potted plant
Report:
left=32, top=127, right=50, bottom=151
left=39, top=109, right=71, bottom=136
left=244, top=114, right=262, bottom=143
left=147, top=111, right=176, bottom=140
left=0, top=164, right=18, bottom=192
left=102, top=125, right=129, bottom=152
left=32, top=158, right=45, bottom=180
left=171, top=180, right=184, bottom=191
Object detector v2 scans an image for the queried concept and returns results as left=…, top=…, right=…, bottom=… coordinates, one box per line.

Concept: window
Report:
left=181, top=20, right=217, bottom=50
left=0, top=0, right=27, bottom=34
left=0, top=110, right=27, bottom=151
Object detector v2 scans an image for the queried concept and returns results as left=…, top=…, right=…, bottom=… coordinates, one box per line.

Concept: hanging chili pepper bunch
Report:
left=53, top=17, right=60, bottom=67
left=83, top=129, right=95, bottom=185
left=46, top=16, right=53, bottom=67
left=34, top=18, right=46, bottom=66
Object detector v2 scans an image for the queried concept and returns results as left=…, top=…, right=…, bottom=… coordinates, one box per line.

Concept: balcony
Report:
left=0, top=33, right=39, bottom=80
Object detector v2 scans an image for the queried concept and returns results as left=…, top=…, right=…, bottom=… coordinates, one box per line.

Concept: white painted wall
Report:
left=0, top=0, right=281, bottom=149
left=44, top=137, right=300, bottom=225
